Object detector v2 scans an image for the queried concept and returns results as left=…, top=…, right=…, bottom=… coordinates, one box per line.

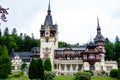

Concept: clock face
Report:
left=46, top=32, right=49, bottom=35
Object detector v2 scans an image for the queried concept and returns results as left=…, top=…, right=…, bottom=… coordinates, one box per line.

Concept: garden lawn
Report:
left=91, top=76, right=118, bottom=80
left=53, top=76, right=118, bottom=80
left=0, top=72, right=30, bottom=80
left=53, top=75, right=75, bottom=80
left=0, top=72, right=118, bottom=80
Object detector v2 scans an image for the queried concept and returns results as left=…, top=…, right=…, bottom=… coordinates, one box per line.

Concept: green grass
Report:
left=53, top=75, right=75, bottom=80
left=0, top=72, right=30, bottom=80
left=53, top=76, right=119, bottom=80
left=0, top=72, right=119, bottom=80
left=91, top=76, right=119, bottom=80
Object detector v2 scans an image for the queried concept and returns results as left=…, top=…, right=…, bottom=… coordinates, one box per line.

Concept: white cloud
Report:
left=0, top=0, right=120, bottom=44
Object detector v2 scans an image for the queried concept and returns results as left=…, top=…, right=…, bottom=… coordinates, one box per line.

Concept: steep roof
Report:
left=41, top=2, right=57, bottom=31
left=94, top=17, right=105, bottom=42
left=88, top=41, right=96, bottom=47
left=10, top=52, right=33, bottom=62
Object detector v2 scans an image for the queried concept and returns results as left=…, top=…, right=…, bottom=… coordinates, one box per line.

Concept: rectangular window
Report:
left=90, top=65, right=95, bottom=70
left=101, top=66, right=103, bottom=70
left=46, top=38, right=48, bottom=43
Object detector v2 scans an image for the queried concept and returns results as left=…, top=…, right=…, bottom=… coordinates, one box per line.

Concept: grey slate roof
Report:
left=94, top=18, right=105, bottom=42
left=10, top=47, right=40, bottom=62
left=31, top=47, right=40, bottom=53
left=41, top=3, right=57, bottom=31
left=55, top=46, right=86, bottom=51
left=94, top=32, right=105, bottom=42
left=11, top=52, right=32, bottom=62
left=88, top=41, right=96, bottom=47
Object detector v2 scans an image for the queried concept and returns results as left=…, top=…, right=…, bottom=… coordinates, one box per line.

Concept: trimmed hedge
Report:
left=110, top=69, right=118, bottom=78
left=83, top=70, right=93, bottom=75
left=75, top=72, right=92, bottom=80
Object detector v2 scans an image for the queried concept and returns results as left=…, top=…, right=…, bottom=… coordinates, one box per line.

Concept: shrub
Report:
left=44, top=58, right=52, bottom=71
left=101, top=70, right=106, bottom=75
left=44, top=71, right=56, bottom=80
left=110, top=69, right=118, bottom=78
left=0, top=46, right=11, bottom=79
left=83, top=70, right=93, bottom=75
left=118, top=68, right=120, bottom=79
left=75, top=72, right=92, bottom=80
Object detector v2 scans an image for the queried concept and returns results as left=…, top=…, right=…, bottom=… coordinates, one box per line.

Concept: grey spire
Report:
left=40, top=0, right=57, bottom=31
left=97, top=17, right=101, bottom=31
left=47, top=0, right=51, bottom=15
left=94, top=17, right=105, bottom=42
left=44, top=0, right=53, bottom=28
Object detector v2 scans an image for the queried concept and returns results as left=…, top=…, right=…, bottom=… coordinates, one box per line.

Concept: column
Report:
left=59, top=64, right=61, bottom=71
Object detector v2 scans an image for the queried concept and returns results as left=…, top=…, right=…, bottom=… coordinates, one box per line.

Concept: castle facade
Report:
left=40, top=3, right=117, bottom=75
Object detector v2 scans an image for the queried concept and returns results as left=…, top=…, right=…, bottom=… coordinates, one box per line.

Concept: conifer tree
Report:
left=0, top=28, right=2, bottom=36
left=12, top=28, right=17, bottom=35
left=118, top=58, right=120, bottom=79
left=114, top=36, right=120, bottom=61
left=0, top=45, right=11, bottom=78
left=105, top=38, right=114, bottom=60
left=44, top=58, right=52, bottom=71
left=3, top=27, right=9, bottom=36
left=28, top=58, right=37, bottom=79
left=36, top=58, right=44, bottom=80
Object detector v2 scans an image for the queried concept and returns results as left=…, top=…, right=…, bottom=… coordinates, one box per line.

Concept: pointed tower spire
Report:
left=47, top=0, right=51, bottom=15
left=97, top=17, right=101, bottom=31
left=94, top=17, right=105, bottom=43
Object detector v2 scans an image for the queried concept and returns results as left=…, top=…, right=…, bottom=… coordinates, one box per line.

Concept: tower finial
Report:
left=97, top=17, right=101, bottom=31
left=90, top=34, right=92, bottom=42
left=47, top=0, right=51, bottom=15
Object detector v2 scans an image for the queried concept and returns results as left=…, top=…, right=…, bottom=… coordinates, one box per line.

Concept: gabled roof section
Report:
left=94, top=17, right=105, bottom=42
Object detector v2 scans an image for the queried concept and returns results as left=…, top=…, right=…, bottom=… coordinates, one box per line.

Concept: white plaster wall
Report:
left=95, top=62, right=100, bottom=70
left=83, top=62, right=89, bottom=70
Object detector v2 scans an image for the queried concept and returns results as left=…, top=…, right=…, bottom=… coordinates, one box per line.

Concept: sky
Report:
left=0, top=0, right=120, bottom=44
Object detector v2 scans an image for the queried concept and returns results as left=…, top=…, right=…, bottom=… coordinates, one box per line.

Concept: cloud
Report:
left=0, top=0, right=120, bottom=44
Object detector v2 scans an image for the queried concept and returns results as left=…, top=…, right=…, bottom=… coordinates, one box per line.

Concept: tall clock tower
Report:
left=40, top=2, right=58, bottom=69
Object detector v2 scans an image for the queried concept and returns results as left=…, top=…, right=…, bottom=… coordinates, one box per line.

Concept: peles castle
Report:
left=11, top=2, right=117, bottom=75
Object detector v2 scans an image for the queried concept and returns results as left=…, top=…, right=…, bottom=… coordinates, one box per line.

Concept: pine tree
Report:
left=118, top=68, right=120, bottom=79
left=28, top=58, right=37, bottom=79
left=114, top=36, right=120, bottom=61
left=105, top=38, right=114, bottom=60
left=12, top=28, right=17, bottom=35
left=36, top=58, right=44, bottom=80
left=3, top=27, right=9, bottom=36
left=44, top=58, right=52, bottom=71
left=0, top=45, right=11, bottom=78
left=0, top=28, right=2, bottom=36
